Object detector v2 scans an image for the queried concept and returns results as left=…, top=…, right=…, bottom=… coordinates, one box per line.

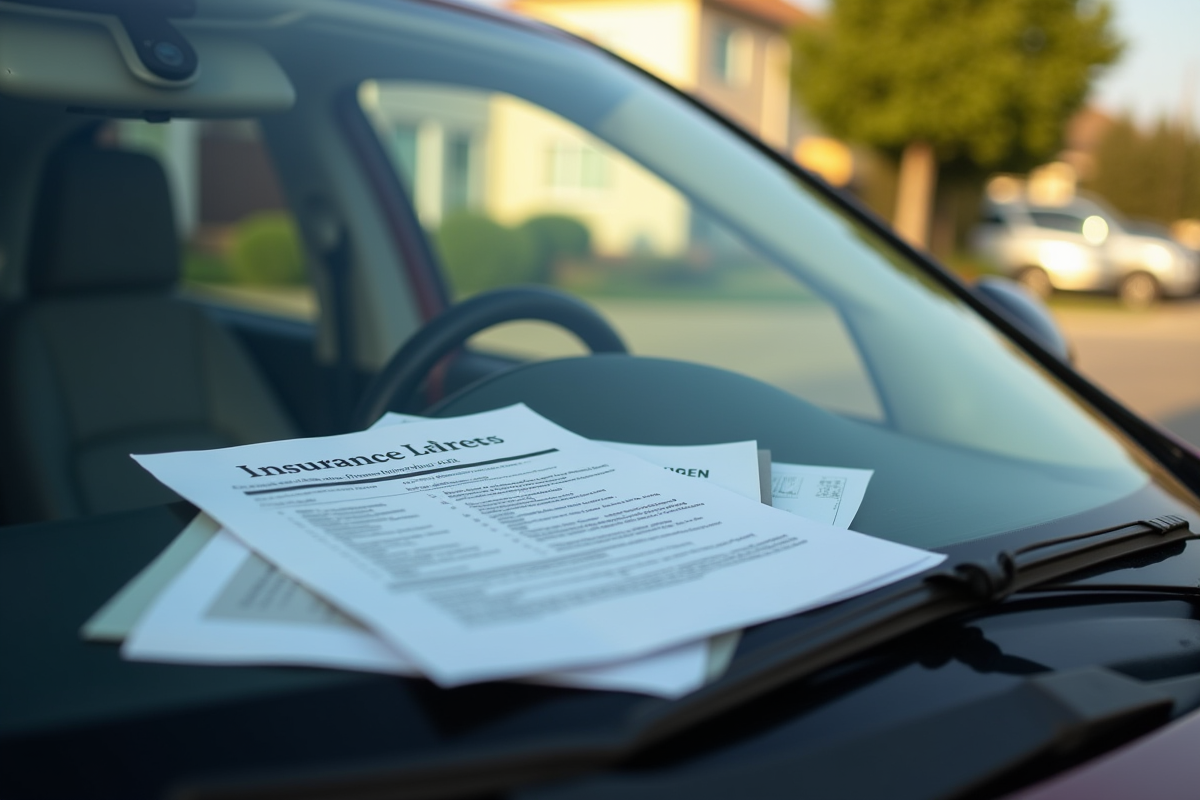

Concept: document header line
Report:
left=243, top=448, right=560, bottom=496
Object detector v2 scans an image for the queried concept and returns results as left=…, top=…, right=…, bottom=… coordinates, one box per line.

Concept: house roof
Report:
left=710, top=0, right=809, bottom=28
left=511, top=0, right=811, bottom=30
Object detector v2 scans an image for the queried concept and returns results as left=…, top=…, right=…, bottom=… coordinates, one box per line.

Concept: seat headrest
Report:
left=29, top=146, right=180, bottom=296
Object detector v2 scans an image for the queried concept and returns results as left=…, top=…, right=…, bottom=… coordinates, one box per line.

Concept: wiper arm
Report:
left=637, top=516, right=1195, bottom=745
left=512, top=517, right=1198, bottom=800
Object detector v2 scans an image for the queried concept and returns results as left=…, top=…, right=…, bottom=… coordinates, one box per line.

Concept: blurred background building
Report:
left=513, top=0, right=810, bottom=150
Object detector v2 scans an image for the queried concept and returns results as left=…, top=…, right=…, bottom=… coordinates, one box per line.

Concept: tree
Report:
left=1087, top=115, right=1200, bottom=224
left=792, top=0, right=1122, bottom=254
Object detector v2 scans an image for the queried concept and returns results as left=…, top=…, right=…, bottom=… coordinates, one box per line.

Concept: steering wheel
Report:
left=352, top=286, right=627, bottom=430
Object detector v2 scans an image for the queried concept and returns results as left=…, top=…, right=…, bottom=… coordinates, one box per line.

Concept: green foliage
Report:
left=435, top=211, right=537, bottom=298
left=518, top=214, right=593, bottom=282
left=559, top=257, right=813, bottom=302
left=625, top=255, right=716, bottom=287
left=1086, top=115, right=1200, bottom=223
left=182, top=249, right=233, bottom=284
left=792, top=0, right=1123, bottom=172
left=229, top=211, right=306, bottom=286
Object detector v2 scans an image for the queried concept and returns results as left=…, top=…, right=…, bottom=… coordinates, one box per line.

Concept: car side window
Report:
left=357, top=81, right=884, bottom=422
left=1028, top=211, right=1087, bottom=235
left=105, top=119, right=317, bottom=321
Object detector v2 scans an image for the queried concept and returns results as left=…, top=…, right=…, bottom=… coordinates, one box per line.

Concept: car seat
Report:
left=0, top=142, right=298, bottom=523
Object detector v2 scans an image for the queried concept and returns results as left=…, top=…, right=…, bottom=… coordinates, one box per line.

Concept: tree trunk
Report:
left=893, top=140, right=937, bottom=248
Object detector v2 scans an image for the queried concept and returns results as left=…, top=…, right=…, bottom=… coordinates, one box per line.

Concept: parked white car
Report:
left=973, top=196, right=1200, bottom=307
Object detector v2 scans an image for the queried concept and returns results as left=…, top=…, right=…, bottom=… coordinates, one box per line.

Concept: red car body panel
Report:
left=1004, top=706, right=1200, bottom=800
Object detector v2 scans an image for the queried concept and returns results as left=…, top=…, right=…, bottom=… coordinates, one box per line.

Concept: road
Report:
left=1053, top=297, right=1200, bottom=447
left=472, top=293, right=1200, bottom=448
left=212, top=279, right=1199, bottom=447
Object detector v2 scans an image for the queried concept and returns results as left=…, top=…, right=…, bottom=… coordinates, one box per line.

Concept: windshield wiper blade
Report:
left=930, top=514, right=1192, bottom=601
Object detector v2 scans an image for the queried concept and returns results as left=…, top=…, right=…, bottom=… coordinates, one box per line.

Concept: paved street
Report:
left=1053, top=297, right=1200, bottom=447
left=473, top=294, right=1200, bottom=448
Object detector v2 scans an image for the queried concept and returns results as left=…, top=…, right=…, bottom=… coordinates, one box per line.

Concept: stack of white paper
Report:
left=123, top=405, right=942, bottom=697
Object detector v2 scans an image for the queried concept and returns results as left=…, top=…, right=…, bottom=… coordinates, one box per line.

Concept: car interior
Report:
left=0, top=141, right=298, bottom=521
left=0, top=0, right=406, bottom=526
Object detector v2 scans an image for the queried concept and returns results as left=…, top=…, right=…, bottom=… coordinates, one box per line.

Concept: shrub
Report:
left=435, top=211, right=536, bottom=297
left=628, top=254, right=715, bottom=287
left=518, top=214, right=592, bottom=283
left=182, top=249, right=233, bottom=284
left=229, top=211, right=306, bottom=286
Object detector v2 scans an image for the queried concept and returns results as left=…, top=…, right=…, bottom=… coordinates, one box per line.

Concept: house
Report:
left=512, top=0, right=810, bottom=150
left=359, top=0, right=816, bottom=261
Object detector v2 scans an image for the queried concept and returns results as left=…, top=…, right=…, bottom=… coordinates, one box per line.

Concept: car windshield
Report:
left=307, top=0, right=1166, bottom=549
left=102, top=0, right=1179, bottom=550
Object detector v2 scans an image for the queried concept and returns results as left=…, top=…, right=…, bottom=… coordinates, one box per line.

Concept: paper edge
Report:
left=80, top=513, right=219, bottom=641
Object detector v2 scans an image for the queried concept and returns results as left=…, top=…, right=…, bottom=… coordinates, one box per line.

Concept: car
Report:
left=2, top=0, right=1200, bottom=798
left=972, top=195, right=1200, bottom=308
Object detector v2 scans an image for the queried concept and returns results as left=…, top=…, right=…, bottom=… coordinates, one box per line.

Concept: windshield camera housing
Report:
left=118, top=12, right=197, bottom=84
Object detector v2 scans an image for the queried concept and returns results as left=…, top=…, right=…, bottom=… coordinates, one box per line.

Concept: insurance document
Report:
left=133, top=404, right=939, bottom=686
left=123, top=437, right=766, bottom=697
left=121, top=443, right=902, bottom=697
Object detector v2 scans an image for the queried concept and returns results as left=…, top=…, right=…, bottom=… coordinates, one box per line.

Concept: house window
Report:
left=389, top=125, right=418, bottom=194
left=546, top=139, right=610, bottom=193
left=712, top=23, right=753, bottom=86
left=443, top=131, right=478, bottom=213
left=378, top=123, right=482, bottom=226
